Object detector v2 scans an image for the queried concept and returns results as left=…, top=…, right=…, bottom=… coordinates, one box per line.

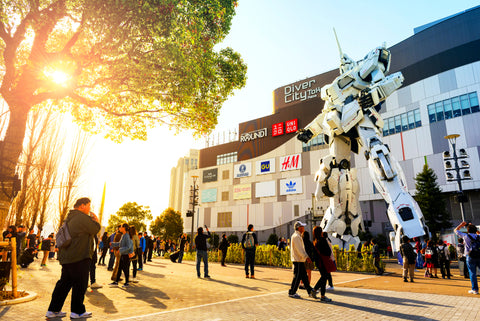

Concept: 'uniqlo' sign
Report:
left=272, top=122, right=284, bottom=137
left=280, top=154, right=302, bottom=171
left=285, top=119, right=298, bottom=133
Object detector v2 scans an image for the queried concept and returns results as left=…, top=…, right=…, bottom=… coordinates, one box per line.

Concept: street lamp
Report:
left=444, top=134, right=471, bottom=222
left=188, top=176, right=199, bottom=244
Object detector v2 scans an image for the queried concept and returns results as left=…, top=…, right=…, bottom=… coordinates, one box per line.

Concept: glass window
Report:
left=388, top=118, right=395, bottom=135
left=470, top=92, right=479, bottom=113
left=461, top=94, right=471, bottom=115
left=414, top=109, right=421, bottom=127
left=407, top=111, right=415, bottom=129
left=443, top=99, right=452, bottom=119
left=383, top=121, right=389, bottom=136
left=452, top=97, right=461, bottom=117
left=428, top=104, right=436, bottom=123
left=401, top=114, right=408, bottom=131
left=395, top=115, right=401, bottom=133
left=435, top=102, right=444, bottom=121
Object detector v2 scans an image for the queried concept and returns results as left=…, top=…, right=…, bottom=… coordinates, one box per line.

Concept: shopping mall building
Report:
left=172, top=6, right=480, bottom=242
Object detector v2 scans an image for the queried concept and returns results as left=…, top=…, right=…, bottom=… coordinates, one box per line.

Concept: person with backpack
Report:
left=241, top=224, right=258, bottom=279
left=437, top=240, right=451, bottom=279
left=455, top=222, right=480, bottom=294
left=46, top=197, right=101, bottom=319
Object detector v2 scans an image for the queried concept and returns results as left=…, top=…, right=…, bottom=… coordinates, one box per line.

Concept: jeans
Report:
left=466, top=256, right=480, bottom=291
left=178, top=251, right=184, bottom=263
left=48, top=258, right=91, bottom=314
left=245, top=249, right=255, bottom=276
left=107, top=250, right=115, bottom=270
left=196, top=250, right=209, bottom=277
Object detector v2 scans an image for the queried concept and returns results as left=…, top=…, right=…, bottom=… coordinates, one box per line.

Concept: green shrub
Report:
left=227, top=234, right=239, bottom=244
left=266, top=233, right=279, bottom=246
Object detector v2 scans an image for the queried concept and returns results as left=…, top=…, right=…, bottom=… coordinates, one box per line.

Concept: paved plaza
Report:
left=0, top=255, right=479, bottom=320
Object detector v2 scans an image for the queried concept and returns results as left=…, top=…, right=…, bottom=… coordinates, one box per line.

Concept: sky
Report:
left=77, top=1, right=480, bottom=226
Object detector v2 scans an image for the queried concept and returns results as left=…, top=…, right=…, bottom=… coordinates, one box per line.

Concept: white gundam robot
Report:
left=297, top=33, right=429, bottom=251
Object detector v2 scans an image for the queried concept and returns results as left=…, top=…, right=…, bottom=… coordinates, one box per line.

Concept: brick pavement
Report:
left=0, top=255, right=479, bottom=320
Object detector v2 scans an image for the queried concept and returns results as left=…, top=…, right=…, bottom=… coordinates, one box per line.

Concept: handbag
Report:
left=320, top=254, right=337, bottom=273
left=314, top=244, right=336, bottom=273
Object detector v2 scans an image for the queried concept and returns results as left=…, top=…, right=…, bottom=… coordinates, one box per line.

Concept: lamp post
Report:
left=444, top=134, right=471, bottom=222
left=189, top=176, right=199, bottom=244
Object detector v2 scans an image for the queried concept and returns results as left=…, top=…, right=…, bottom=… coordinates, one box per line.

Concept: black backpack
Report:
left=468, top=234, right=480, bottom=259
left=438, top=245, right=447, bottom=261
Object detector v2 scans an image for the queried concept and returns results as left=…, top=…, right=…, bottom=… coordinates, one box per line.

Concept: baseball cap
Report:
left=294, top=221, right=307, bottom=230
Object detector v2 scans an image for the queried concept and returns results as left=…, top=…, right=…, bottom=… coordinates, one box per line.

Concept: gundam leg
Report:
left=357, top=119, right=428, bottom=251
left=317, top=135, right=362, bottom=250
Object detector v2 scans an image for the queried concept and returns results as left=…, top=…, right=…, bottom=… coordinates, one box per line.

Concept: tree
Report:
left=106, top=202, right=153, bottom=233
left=150, top=207, right=183, bottom=241
left=266, top=233, right=278, bottom=246
left=226, top=234, right=238, bottom=244
left=414, top=164, right=452, bottom=237
left=208, top=231, right=219, bottom=248
left=0, top=0, right=247, bottom=219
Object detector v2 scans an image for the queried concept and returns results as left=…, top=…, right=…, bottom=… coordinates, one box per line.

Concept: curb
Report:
left=0, top=291, right=38, bottom=306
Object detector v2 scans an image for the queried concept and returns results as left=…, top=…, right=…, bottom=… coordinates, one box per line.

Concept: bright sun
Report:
left=44, top=68, right=71, bottom=87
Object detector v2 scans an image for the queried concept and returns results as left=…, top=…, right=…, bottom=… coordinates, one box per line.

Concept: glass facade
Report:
left=383, top=109, right=421, bottom=137
left=302, top=134, right=326, bottom=152
left=428, top=92, right=479, bottom=123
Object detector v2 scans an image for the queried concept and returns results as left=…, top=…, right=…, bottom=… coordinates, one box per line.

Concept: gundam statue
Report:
left=297, top=32, right=428, bottom=251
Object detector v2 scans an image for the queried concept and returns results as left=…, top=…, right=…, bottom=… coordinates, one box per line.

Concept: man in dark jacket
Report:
left=195, top=226, right=211, bottom=278
left=46, top=197, right=101, bottom=319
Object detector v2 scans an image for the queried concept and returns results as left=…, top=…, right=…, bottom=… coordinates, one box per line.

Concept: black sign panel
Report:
left=202, top=168, right=218, bottom=183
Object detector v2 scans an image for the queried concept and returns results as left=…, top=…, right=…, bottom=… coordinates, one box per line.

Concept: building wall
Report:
left=179, top=8, right=480, bottom=242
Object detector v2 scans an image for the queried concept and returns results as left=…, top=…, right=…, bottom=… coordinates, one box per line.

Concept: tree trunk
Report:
left=0, top=103, right=30, bottom=227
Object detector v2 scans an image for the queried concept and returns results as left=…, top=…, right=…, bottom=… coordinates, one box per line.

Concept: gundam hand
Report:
left=358, top=89, right=375, bottom=109
left=296, top=128, right=314, bottom=143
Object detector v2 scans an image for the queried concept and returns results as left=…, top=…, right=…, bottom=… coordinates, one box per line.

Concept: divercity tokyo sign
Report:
left=283, top=79, right=321, bottom=104
left=240, top=128, right=267, bottom=142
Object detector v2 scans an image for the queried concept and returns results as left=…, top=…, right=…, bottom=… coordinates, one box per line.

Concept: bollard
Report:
left=11, top=238, right=17, bottom=298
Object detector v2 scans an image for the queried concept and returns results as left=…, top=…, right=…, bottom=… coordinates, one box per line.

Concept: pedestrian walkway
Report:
left=0, top=255, right=478, bottom=320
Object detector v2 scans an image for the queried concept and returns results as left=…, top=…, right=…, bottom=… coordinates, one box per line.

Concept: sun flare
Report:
left=44, top=68, right=71, bottom=87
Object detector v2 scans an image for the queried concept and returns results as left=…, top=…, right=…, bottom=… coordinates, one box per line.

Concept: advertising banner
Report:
left=280, top=177, right=303, bottom=195
left=255, top=180, right=276, bottom=198
left=202, top=168, right=218, bottom=183
left=279, top=154, right=302, bottom=171
left=234, top=163, right=252, bottom=178
left=256, top=158, right=275, bottom=175
left=201, top=188, right=217, bottom=203
left=233, top=183, right=251, bottom=200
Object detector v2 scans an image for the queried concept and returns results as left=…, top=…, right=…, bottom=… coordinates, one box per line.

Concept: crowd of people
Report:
left=2, top=199, right=480, bottom=318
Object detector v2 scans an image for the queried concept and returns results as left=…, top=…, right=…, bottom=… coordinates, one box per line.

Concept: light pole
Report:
left=189, top=176, right=199, bottom=244
left=444, top=134, right=471, bottom=222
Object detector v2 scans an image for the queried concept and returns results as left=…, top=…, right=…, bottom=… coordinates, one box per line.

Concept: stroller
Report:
left=19, top=248, right=36, bottom=268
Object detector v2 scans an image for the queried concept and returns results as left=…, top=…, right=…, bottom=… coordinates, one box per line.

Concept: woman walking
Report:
left=312, top=226, right=332, bottom=302
left=98, top=232, right=109, bottom=266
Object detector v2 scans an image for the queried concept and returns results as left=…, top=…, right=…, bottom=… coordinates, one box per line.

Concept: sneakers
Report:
left=122, top=283, right=130, bottom=288
left=250, top=275, right=255, bottom=279
left=204, top=275, right=211, bottom=278
left=320, top=296, right=332, bottom=302
left=137, top=268, right=143, bottom=271
left=288, top=293, right=301, bottom=299
left=90, top=282, right=103, bottom=289
left=245, top=275, right=249, bottom=278
left=131, top=278, right=139, bottom=283
left=308, top=290, right=318, bottom=299
left=326, top=285, right=334, bottom=291
left=468, top=290, right=479, bottom=294
left=45, top=311, right=66, bottom=318
left=70, top=312, right=92, bottom=319
left=109, top=282, right=118, bottom=286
